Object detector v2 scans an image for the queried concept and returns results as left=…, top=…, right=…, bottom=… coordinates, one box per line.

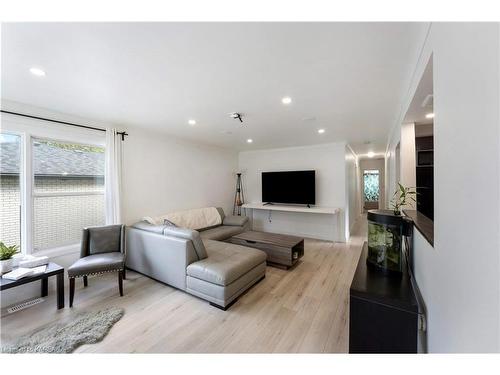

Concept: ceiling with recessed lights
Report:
left=1, top=23, right=428, bottom=154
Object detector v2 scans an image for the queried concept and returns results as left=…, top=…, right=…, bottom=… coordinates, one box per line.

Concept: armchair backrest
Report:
left=81, top=224, right=125, bottom=258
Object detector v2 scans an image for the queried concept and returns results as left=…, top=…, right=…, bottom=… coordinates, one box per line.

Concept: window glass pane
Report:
left=32, top=139, right=105, bottom=251
left=0, top=133, right=22, bottom=248
left=364, top=170, right=380, bottom=202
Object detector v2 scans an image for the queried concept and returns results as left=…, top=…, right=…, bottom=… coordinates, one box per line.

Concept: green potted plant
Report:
left=0, top=241, right=20, bottom=275
left=366, top=183, right=415, bottom=275
left=390, top=182, right=417, bottom=216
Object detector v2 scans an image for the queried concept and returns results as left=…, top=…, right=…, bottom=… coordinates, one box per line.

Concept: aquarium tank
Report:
left=367, top=210, right=405, bottom=275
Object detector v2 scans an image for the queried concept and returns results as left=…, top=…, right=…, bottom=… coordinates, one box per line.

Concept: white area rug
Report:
left=1, top=307, right=124, bottom=353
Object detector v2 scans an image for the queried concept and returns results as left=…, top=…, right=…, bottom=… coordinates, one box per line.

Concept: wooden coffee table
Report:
left=0, top=262, right=65, bottom=309
left=229, top=231, right=304, bottom=269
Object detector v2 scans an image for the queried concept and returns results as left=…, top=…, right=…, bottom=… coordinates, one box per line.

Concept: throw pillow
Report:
left=163, top=219, right=178, bottom=227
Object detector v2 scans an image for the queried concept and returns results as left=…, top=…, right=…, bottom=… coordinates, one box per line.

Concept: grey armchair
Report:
left=68, top=224, right=126, bottom=307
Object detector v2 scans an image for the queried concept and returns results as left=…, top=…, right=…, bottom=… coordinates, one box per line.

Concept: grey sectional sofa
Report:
left=126, top=207, right=266, bottom=309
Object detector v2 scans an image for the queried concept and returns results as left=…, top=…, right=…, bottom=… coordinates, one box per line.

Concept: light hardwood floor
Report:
left=1, top=217, right=366, bottom=353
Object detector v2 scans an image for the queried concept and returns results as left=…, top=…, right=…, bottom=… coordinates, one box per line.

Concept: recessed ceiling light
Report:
left=281, top=97, right=292, bottom=105
left=188, top=119, right=196, bottom=126
left=425, top=113, right=434, bottom=119
left=318, top=129, right=325, bottom=134
left=247, top=139, right=253, bottom=143
left=29, top=67, right=46, bottom=77
left=367, top=151, right=375, bottom=158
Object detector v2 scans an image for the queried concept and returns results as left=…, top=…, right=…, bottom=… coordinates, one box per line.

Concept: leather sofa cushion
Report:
left=163, top=226, right=208, bottom=260
left=186, top=240, right=267, bottom=286
left=199, top=225, right=245, bottom=241
left=187, top=262, right=266, bottom=306
left=68, top=252, right=125, bottom=277
left=222, top=215, right=249, bottom=227
left=216, top=207, right=225, bottom=222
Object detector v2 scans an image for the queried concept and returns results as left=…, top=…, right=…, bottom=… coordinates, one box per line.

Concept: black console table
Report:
left=0, top=262, right=65, bottom=309
left=349, top=242, right=421, bottom=353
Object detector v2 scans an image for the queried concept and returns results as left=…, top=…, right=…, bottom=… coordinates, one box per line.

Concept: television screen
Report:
left=262, top=170, right=315, bottom=205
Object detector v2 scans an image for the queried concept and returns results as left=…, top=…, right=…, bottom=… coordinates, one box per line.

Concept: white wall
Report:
left=385, top=23, right=500, bottom=352
left=239, top=142, right=347, bottom=241
left=345, top=146, right=361, bottom=236
left=359, top=157, right=385, bottom=209
left=386, top=143, right=402, bottom=207
left=122, top=128, right=237, bottom=224
left=400, top=122, right=416, bottom=188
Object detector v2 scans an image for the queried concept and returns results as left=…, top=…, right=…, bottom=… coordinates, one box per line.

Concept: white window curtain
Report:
left=105, top=128, right=123, bottom=224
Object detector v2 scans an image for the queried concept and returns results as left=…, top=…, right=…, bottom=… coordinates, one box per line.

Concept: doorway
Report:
left=363, top=169, right=380, bottom=210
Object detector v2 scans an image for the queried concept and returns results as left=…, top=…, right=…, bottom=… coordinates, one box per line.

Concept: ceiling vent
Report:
left=421, top=94, right=433, bottom=108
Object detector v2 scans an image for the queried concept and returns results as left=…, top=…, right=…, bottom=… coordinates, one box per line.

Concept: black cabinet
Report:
left=349, top=243, right=421, bottom=353
left=416, top=136, right=434, bottom=220
left=416, top=166, right=433, bottom=220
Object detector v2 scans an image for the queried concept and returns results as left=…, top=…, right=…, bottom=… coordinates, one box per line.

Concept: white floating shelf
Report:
left=242, top=203, right=340, bottom=215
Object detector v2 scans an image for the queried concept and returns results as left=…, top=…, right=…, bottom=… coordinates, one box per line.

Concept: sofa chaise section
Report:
left=186, top=240, right=266, bottom=308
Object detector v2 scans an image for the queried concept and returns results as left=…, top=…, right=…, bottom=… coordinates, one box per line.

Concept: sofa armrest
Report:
left=125, top=227, right=198, bottom=290
left=163, top=226, right=207, bottom=260
left=223, top=215, right=249, bottom=227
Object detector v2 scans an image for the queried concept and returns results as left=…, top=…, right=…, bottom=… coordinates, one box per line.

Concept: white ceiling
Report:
left=1, top=22, right=428, bottom=154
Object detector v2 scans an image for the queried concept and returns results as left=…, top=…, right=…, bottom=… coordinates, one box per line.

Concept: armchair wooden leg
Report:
left=69, top=278, right=75, bottom=307
left=118, top=270, right=124, bottom=297
left=83, top=275, right=88, bottom=287
left=122, top=268, right=126, bottom=280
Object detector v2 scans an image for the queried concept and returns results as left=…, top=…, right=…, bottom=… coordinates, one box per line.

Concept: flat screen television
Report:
left=262, top=170, right=315, bottom=206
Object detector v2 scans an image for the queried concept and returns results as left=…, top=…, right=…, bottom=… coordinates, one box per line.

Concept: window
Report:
left=32, top=138, right=105, bottom=251
left=0, top=133, right=22, bottom=248
left=363, top=170, right=380, bottom=202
